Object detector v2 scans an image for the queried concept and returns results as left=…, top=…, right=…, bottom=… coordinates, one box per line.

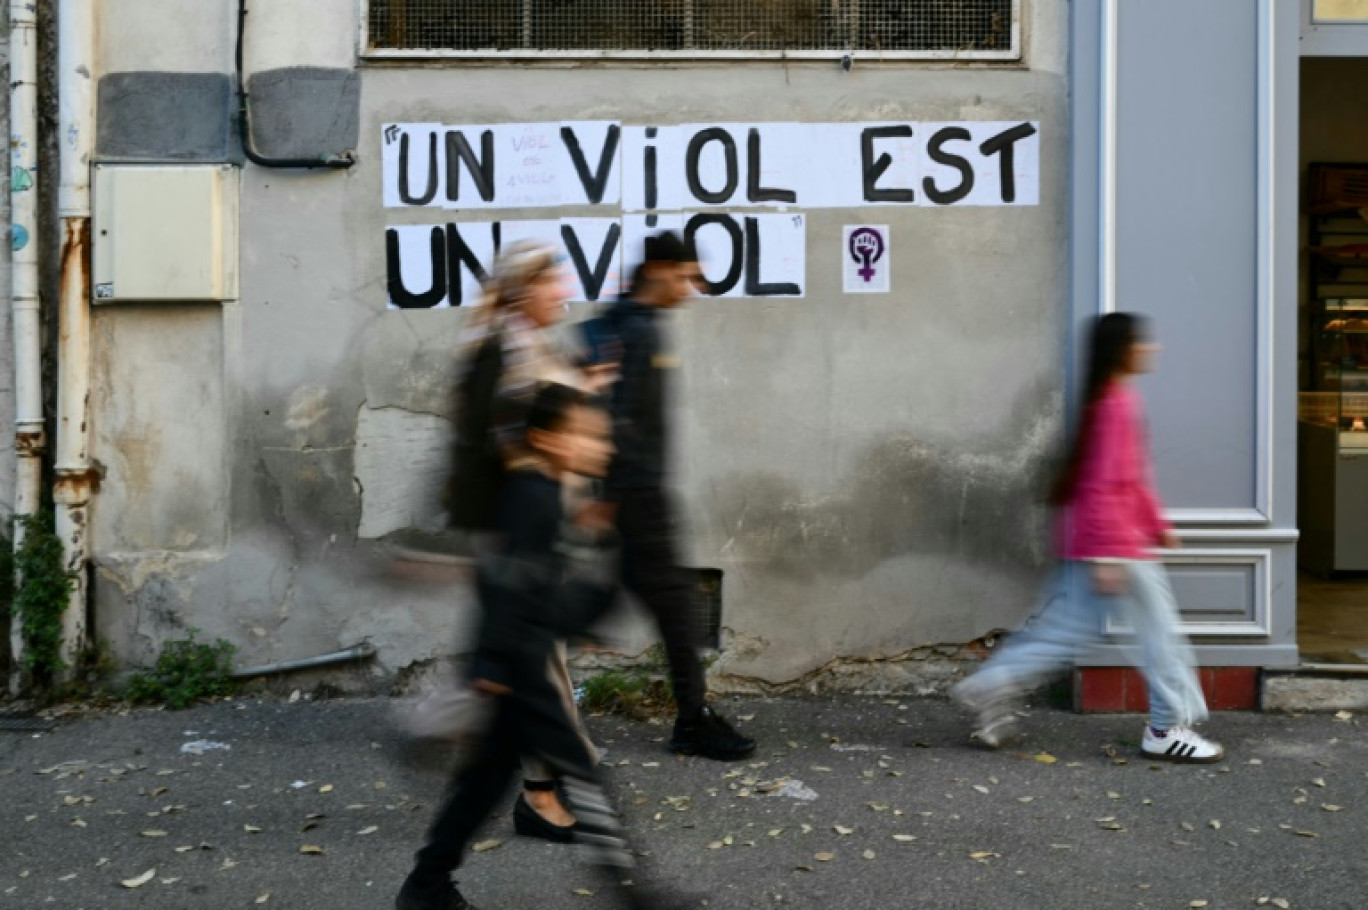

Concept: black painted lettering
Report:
left=685, top=128, right=740, bottom=205
left=445, top=129, right=496, bottom=204
left=743, top=217, right=801, bottom=297
left=561, top=124, right=621, bottom=205
left=645, top=139, right=659, bottom=210
left=684, top=214, right=743, bottom=296
left=746, top=128, right=797, bottom=204
left=860, top=125, right=915, bottom=203
left=979, top=122, right=1037, bottom=204
left=386, top=227, right=448, bottom=309
left=444, top=223, right=494, bottom=307
left=561, top=222, right=622, bottom=302
left=398, top=132, right=438, bottom=206
left=922, top=126, right=976, bottom=206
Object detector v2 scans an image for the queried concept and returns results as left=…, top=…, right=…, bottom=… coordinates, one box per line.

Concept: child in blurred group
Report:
left=398, top=384, right=692, bottom=910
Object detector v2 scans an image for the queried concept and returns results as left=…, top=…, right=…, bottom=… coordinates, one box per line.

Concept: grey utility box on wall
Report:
left=93, top=165, right=239, bottom=303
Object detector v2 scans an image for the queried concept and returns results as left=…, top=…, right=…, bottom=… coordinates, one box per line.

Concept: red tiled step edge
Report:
left=1073, top=666, right=1259, bottom=713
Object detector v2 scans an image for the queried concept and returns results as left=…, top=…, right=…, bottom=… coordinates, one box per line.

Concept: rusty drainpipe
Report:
left=53, top=0, right=96, bottom=676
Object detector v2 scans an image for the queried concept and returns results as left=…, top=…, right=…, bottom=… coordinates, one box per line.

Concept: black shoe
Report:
left=669, top=706, right=756, bottom=761
left=513, top=792, right=577, bottom=844
left=395, top=871, right=471, bottom=910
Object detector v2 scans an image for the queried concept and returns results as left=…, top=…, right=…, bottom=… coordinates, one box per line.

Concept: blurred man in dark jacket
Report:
left=598, top=233, right=755, bottom=762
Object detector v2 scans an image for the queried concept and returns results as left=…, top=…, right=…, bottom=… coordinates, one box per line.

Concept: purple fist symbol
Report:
left=849, top=228, right=885, bottom=282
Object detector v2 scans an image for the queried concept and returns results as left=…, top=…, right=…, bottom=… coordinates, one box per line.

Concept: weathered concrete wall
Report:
left=86, top=0, right=1070, bottom=693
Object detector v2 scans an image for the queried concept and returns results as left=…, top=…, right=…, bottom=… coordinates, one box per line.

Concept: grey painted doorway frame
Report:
left=1068, top=0, right=1301, bottom=668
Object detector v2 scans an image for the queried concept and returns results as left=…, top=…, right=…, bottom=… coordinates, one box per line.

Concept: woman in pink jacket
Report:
left=952, top=313, right=1222, bottom=763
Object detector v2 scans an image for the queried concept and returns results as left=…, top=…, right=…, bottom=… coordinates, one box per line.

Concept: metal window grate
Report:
left=366, top=0, right=1017, bottom=59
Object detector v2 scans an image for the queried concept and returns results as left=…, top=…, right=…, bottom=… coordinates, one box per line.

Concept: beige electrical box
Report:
left=93, top=165, right=239, bottom=303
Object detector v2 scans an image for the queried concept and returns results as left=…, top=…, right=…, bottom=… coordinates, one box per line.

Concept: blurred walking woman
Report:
left=446, top=240, right=601, bottom=841
left=952, top=313, right=1224, bottom=763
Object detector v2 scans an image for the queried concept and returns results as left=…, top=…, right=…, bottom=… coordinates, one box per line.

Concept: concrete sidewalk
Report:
left=2, top=695, right=1365, bottom=909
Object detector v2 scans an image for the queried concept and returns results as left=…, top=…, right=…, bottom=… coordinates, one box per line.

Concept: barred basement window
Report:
left=364, top=0, right=1020, bottom=61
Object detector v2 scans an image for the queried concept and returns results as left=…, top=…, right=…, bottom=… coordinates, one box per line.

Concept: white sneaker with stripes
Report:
left=1141, top=726, right=1225, bottom=763
left=950, top=676, right=1021, bottom=750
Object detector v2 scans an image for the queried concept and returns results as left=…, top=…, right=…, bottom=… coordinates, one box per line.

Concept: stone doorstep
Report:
left=1073, top=666, right=1261, bottom=713
left=1261, top=669, right=1368, bottom=713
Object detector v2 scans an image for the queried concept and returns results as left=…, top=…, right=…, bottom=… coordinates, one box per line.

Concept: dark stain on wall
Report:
left=97, top=72, right=239, bottom=162
left=707, top=378, right=1061, bottom=580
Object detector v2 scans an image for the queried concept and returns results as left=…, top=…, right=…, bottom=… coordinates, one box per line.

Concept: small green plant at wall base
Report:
left=13, top=510, right=74, bottom=684
left=0, top=527, right=14, bottom=664
left=577, top=643, right=677, bottom=720
left=126, top=631, right=238, bottom=709
left=578, top=666, right=675, bottom=719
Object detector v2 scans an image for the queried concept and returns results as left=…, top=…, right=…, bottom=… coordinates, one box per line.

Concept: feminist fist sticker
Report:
left=843, top=225, right=890, bottom=294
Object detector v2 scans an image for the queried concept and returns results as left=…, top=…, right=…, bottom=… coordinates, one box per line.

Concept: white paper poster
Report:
left=380, top=118, right=1041, bottom=309
left=383, top=120, right=1040, bottom=211
left=843, top=226, right=891, bottom=294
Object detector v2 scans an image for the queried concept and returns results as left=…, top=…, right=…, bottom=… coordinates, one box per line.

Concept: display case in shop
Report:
left=1300, top=163, right=1368, bottom=574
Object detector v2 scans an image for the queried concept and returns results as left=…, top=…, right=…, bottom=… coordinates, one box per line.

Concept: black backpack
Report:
left=445, top=333, right=506, bottom=531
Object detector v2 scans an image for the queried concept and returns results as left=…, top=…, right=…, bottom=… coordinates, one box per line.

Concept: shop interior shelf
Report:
left=1311, top=247, right=1368, bottom=266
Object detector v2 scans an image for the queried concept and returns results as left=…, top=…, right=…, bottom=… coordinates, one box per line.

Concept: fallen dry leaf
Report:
left=255, top=895, right=270, bottom=905
left=862, top=850, right=875, bottom=860
left=1335, top=710, right=1353, bottom=721
left=814, top=853, right=835, bottom=862
left=140, top=830, right=168, bottom=838
left=573, top=888, right=594, bottom=897
left=299, top=845, right=325, bottom=855
left=834, top=825, right=854, bottom=836
left=1034, top=753, right=1058, bottom=764
left=121, top=869, right=156, bottom=889
left=1190, top=902, right=1209, bottom=909
left=472, top=839, right=503, bottom=853
left=357, top=826, right=379, bottom=836
left=244, top=825, right=263, bottom=834
left=319, top=785, right=334, bottom=794
left=892, top=835, right=916, bottom=843
left=973, top=785, right=990, bottom=795
left=969, top=851, right=999, bottom=860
